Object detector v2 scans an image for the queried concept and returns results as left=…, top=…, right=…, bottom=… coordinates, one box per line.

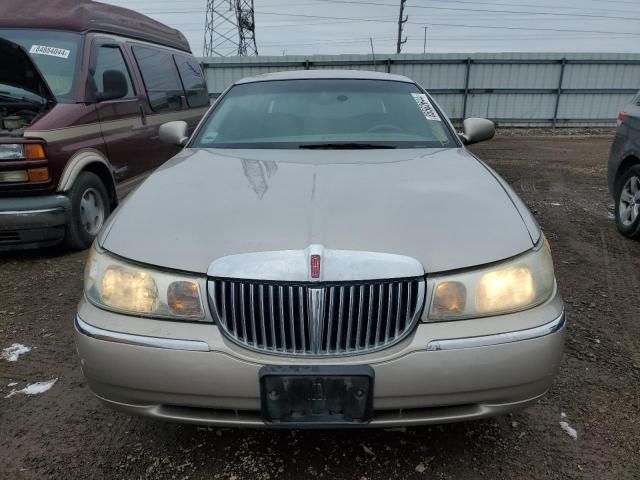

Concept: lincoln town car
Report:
left=75, top=70, right=565, bottom=427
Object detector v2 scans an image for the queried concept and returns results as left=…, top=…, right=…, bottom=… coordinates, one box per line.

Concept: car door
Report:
left=90, top=38, right=152, bottom=181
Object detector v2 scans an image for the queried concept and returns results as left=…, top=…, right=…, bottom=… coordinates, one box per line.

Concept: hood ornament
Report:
left=310, top=254, right=321, bottom=279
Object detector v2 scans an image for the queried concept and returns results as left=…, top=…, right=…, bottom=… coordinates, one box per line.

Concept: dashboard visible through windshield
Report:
left=191, top=79, right=458, bottom=149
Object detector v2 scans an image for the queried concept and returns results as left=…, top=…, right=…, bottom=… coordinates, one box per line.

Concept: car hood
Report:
left=101, top=147, right=537, bottom=275
left=0, top=38, right=55, bottom=103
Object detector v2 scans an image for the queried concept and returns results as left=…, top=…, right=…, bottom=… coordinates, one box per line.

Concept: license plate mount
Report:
left=259, top=365, right=374, bottom=426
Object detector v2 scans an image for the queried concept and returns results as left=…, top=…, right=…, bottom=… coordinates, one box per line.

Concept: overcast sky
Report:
left=103, top=0, right=640, bottom=57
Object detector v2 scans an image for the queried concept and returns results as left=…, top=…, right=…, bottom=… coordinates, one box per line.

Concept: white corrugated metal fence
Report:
left=199, top=52, right=640, bottom=127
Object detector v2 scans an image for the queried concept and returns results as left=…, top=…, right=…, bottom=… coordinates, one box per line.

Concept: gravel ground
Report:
left=1, top=134, right=640, bottom=479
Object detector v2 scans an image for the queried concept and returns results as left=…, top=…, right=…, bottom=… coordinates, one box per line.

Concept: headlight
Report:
left=0, top=144, right=24, bottom=160
left=428, top=237, right=555, bottom=320
left=0, top=143, right=46, bottom=161
left=84, top=245, right=206, bottom=320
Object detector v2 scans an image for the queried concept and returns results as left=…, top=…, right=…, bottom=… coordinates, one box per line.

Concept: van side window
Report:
left=174, top=55, right=209, bottom=108
left=93, top=46, right=135, bottom=99
left=133, top=46, right=184, bottom=112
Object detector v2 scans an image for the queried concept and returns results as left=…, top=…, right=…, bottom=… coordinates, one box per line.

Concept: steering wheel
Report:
left=366, top=124, right=405, bottom=134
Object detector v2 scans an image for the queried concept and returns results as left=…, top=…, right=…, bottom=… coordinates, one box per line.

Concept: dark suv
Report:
left=0, top=0, right=209, bottom=251
left=609, top=90, right=640, bottom=238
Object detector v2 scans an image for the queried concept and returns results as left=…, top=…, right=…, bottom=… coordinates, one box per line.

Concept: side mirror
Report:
left=159, top=121, right=189, bottom=146
left=96, top=70, right=128, bottom=102
left=459, top=118, right=495, bottom=145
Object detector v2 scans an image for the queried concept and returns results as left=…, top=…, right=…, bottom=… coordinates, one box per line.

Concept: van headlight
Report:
left=0, top=144, right=24, bottom=160
left=84, top=245, right=205, bottom=320
left=428, top=237, right=555, bottom=320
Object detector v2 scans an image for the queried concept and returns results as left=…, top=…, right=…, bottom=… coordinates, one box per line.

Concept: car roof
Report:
left=235, top=69, right=415, bottom=85
left=0, top=0, right=191, bottom=53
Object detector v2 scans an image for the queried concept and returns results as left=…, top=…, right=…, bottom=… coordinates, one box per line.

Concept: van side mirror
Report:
left=96, top=70, right=128, bottom=102
left=159, top=121, right=189, bottom=146
left=459, top=118, right=495, bottom=145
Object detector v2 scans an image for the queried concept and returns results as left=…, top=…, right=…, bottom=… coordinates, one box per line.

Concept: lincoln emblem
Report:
left=310, top=254, right=321, bottom=279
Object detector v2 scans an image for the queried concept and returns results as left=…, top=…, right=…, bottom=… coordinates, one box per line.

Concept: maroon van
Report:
left=0, top=0, right=210, bottom=250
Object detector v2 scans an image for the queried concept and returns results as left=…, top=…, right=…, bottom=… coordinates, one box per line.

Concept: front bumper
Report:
left=0, top=195, right=70, bottom=250
left=75, top=291, right=565, bottom=428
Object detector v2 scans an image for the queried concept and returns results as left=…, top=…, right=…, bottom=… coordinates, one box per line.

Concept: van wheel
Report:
left=614, top=165, right=640, bottom=239
left=64, top=172, right=110, bottom=250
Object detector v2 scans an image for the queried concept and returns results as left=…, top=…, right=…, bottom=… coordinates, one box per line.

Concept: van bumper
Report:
left=0, top=195, right=70, bottom=251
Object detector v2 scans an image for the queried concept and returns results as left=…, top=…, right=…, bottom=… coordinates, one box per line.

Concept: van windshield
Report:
left=0, top=29, right=83, bottom=102
left=191, top=79, right=457, bottom=149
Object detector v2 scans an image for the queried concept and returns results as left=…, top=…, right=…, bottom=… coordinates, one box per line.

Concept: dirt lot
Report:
left=1, top=133, right=639, bottom=479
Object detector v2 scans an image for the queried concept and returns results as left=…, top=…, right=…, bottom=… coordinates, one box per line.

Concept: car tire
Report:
left=614, top=165, right=640, bottom=239
left=64, top=172, right=111, bottom=250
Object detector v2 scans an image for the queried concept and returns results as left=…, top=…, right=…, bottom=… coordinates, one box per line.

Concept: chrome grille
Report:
left=209, top=278, right=425, bottom=356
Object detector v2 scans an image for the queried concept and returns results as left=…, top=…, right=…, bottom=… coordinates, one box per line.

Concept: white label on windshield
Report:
left=29, top=45, right=70, bottom=59
left=411, top=93, right=441, bottom=121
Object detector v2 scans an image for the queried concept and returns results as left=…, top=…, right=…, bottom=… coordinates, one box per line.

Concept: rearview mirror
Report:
left=459, top=118, right=495, bottom=145
left=96, top=70, right=128, bottom=102
left=159, top=121, right=189, bottom=146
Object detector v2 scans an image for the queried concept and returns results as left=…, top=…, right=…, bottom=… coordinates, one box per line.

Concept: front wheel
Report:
left=614, top=165, right=640, bottom=239
left=64, top=172, right=110, bottom=250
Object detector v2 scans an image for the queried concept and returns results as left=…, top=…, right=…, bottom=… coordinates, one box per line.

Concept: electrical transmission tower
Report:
left=396, top=0, right=407, bottom=54
left=203, top=0, right=258, bottom=57
left=235, top=0, right=258, bottom=56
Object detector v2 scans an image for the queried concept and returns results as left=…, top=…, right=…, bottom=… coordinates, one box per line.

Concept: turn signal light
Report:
left=167, top=281, right=203, bottom=317
left=433, top=281, right=467, bottom=316
left=24, top=143, right=46, bottom=161
left=27, top=167, right=49, bottom=182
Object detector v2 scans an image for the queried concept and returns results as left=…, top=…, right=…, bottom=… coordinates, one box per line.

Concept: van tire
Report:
left=64, top=172, right=111, bottom=250
left=614, top=165, right=640, bottom=239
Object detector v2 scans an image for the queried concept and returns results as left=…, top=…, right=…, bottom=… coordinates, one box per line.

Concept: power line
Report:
left=253, top=11, right=640, bottom=36
left=256, top=32, right=639, bottom=48
left=138, top=7, right=640, bottom=36
left=310, top=0, right=640, bottom=21
left=420, top=0, right=640, bottom=15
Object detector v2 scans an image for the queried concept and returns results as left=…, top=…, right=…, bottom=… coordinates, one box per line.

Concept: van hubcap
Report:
left=80, top=188, right=105, bottom=235
left=619, top=176, right=640, bottom=227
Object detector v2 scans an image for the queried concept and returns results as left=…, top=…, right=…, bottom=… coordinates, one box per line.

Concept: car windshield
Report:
left=0, top=29, right=83, bottom=102
left=191, top=79, right=457, bottom=149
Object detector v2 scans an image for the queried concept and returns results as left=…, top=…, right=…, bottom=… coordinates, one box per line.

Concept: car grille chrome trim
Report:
left=208, top=278, right=425, bottom=356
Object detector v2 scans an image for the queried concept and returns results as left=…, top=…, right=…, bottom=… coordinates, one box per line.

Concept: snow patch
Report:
left=1, top=343, right=31, bottom=362
left=7, top=382, right=17, bottom=387
left=5, top=378, right=57, bottom=398
left=559, top=417, right=577, bottom=440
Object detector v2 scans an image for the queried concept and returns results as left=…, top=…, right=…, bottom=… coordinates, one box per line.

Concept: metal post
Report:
left=386, top=58, right=392, bottom=74
left=370, top=37, right=376, bottom=65
left=462, top=57, right=472, bottom=119
left=423, top=26, right=428, bottom=54
left=396, top=0, right=408, bottom=54
left=553, top=58, right=567, bottom=128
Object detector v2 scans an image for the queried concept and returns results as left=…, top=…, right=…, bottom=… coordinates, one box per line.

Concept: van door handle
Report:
left=139, top=105, right=147, bottom=126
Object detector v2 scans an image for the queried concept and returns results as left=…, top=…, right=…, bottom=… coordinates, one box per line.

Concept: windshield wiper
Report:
left=298, top=142, right=396, bottom=149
